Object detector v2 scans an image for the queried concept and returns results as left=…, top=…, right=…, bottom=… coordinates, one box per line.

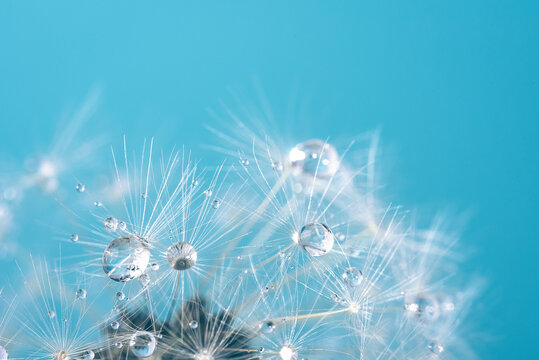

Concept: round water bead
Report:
left=83, top=350, right=95, bottom=359
left=111, top=321, right=120, bottom=330
left=75, top=183, right=85, bottom=193
left=166, top=242, right=197, bottom=270
left=342, top=268, right=363, bottom=287
left=298, top=223, right=334, bottom=256
left=48, top=310, right=56, bottom=319
left=279, top=345, right=298, bottom=360
left=102, top=235, right=150, bottom=282
left=428, top=340, right=444, bottom=354
left=259, top=320, right=275, bottom=334
left=138, top=273, right=150, bottom=287
left=116, top=291, right=125, bottom=301
left=405, top=294, right=441, bottom=322
left=104, top=217, right=119, bottom=232
left=129, top=331, right=156, bottom=358
left=289, top=139, right=339, bottom=179
left=70, top=234, right=79, bottom=243
left=212, top=199, right=221, bottom=209
left=0, top=346, right=7, bottom=360
left=189, top=320, right=198, bottom=329
left=76, top=288, right=87, bottom=300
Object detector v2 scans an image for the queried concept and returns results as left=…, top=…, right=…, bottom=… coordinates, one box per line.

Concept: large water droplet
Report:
left=289, top=140, right=339, bottom=178
left=259, top=320, right=275, bottom=334
left=103, top=217, right=119, bottom=232
left=129, top=331, right=156, bottom=357
left=298, top=223, right=334, bottom=256
left=405, top=294, right=440, bottom=322
left=102, top=235, right=150, bottom=282
left=166, top=242, right=197, bottom=270
left=0, top=345, right=8, bottom=360
left=342, top=268, right=363, bottom=287
left=279, top=345, right=298, bottom=360
left=76, top=289, right=87, bottom=300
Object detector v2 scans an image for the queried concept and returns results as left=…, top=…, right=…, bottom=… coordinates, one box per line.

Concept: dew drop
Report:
left=204, top=188, right=213, bottom=197
left=138, top=273, right=150, bottom=288
left=118, top=221, right=127, bottom=231
left=428, top=340, right=444, bottom=354
left=189, top=320, right=198, bottom=329
left=76, top=288, right=87, bottom=300
left=212, top=199, right=221, bottom=209
left=103, top=217, right=119, bottom=232
left=241, top=158, right=250, bottom=166
left=110, top=321, right=120, bottom=330
left=342, top=268, right=363, bottom=287
left=166, top=242, right=197, bottom=270
left=114, top=342, right=123, bottom=349
left=94, top=201, right=102, bottom=207
left=151, top=263, right=159, bottom=271
left=192, top=179, right=199, bottom=187
left=116, top=291, right=125, bottom=301
left=102, top=235, right=150, bottom=282
left=289, top=140, right=339, bottom=179
left=259, top=320, right=275, bottom=334
left=298, top=223, right=334, bottom=256
left=272, top=161, right=283, bottom=171
left=48, top=310, right=56, bottom=319
left=83, top=350, right=95, bottom=359
left=75, top=183, right=85, bottom=193
left=129, top=331, right=156, bottom=357
left=70, top=234, right=79, bottom=243
left=405, top=294, right=440, bottom=322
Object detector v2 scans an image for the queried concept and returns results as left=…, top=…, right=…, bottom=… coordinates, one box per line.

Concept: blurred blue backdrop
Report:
left=0, top=1, right=537, bottom=358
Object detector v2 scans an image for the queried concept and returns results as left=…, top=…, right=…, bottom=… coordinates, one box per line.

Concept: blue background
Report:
left=0, top=1, right=537, bottom=358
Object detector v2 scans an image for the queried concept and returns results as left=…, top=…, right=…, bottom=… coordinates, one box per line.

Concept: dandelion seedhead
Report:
left=0, top=101, right=483, bottom=360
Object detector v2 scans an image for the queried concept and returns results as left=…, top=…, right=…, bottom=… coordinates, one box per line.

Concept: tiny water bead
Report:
left=114, top=342, right=123, bottom=349
left=241, top=158, right=250, bottom=166
left=166, top=241, right=198, bottom=270
left=75, top=183, right=85, bottom=193
left=129, top=331, right=156, bottom=357
left=102, top=235, right=151, bottom=282
left=138, top=273, right=150, bottom=287
left=298, top=223, right=334, bottom=256
left=259, top=320, right=275, bottom=334
left=189, top=320, right=198, bottom=329
left=110, top=321, right=120, bottom=330
left=151, top=263, right=159, bottom=271
left=0, top=346, right=7, bottom=360
left=94, top=201, right=102, bottom=207
left=289, top=139, right=339, bottom=179
left=118, top=221, right=127, bottom=231
left=75, top=288, right=87, bottom=300
left=428, top=340, right=444, bottom=355
left=48, top=310, right=56, bottom=319
left=70, top=234, right=79, bottom=243
left=342, top=267, right=363, bottom=287
left=279, top=345, right=298, bottom=360
left=405, top=294, right=440, bottom=322
left=103, top=217, right=119, bottom=232
left=116, top=291, right=126, bottom=301
left=83, top=350, right=95, bottom=359
left=212, top=199, right=221, bottom=209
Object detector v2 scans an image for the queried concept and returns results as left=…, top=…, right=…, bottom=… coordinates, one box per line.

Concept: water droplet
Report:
left=241, top=158, right=250, bottom=166
left=70, top=234, right=79, bottom=243
left=102, top=235, right=150, bottom=282
left=204, top=188, right=213, bottom=197
left=83, top=350, right=95, bottom=359
left=189, top=320, right=198, bottom=329
left=298, top=223, right=334, bottom=256
left=279, top=345, right=298, bottom=360
left=405, top=294, right=440, bottom=322
left=272, top=161, right=283, bottom=171
left=151, top=263, right=159, bottom=271
left=428, top=340, right=444, bottom=354
left=192, top=179, right=199, bottom=186
left=0, top=345, right=8, bottom=360
left=141, top=192, right=147, bottom=199
left=258, top=347, right=265, bottom=353
left=116, top=291, right=125, bottom=301
left=94, top=201, right=102, bottom=207
left=166, top=242, right=197, bottom=270
left=212, top=199, right=221, bottom=209
left=114, top=342, right=123, bottom=349
left=330, top=293, right=340, bottom=302
left=75, top=183, right=85, bottom=193
left=118, top=221, right=127, bottom=231
left=342, top=268, right=363, bottom=287
left=103, top=217, right=119, bottom=232
left=289, top=140, right=339, bottom=179
left=138, top=273, right=150, bottom=287
left=259, top=320, right=275, bottom=334
left=48, top=310, right=56, bottom=319
left=76, top=288, right=87, bottom=300
left=110, top=321, right=120, bottom=330
left=129, top=331, right=156, bottom=357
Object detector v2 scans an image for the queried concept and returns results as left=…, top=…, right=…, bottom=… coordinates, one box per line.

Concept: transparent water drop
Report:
left=103, top=217, right=119, bottom=232
left=102, top=235, right=150, bottom=282
left=289, top=139, right=339, bottom=179
left=259, top=320, right=275, bottom=334
left=76, top=288, right=87, bottom=300
left=212, top=199, right=221, bottom=209
left=0, top=345, right=8, bottom=360
left=241, top=158, right=250, bottom=166
left=141, top=192, right=147, bottom=199
left=83, top=350, right=95, bottom=359
left=116, top=291, right=125, bottom=301
left=110, top=321, right=120, bottom=330
left=129, top=331, right=156, bottom=358
left=166, top=242, right=197, bottom=270
left=405, top=294, right=441, bottom=322
left=428, top=340, right=444, bottom=354
left=192, top=179, right=199, bottom=187
left=114, top=342, right=123, bottom=349
left=298, top=223, right=334, bottom=256
left=203, top=188, right=213, bottom=197
left=189, top=320, right=198, bottom=329
left=330, top=293, right=340, bottom=302
left=70, top=234, right=79, bottom=243
left=75, top=183, right=85, bottom=193
left=342, top=268, right=363, bottom=287
left=48, top=310, right=56, bottom=319
left=151, top=263, right=159, bottom=271
left=259, top=346, right=265, bottom=352
left=279, top=345, right=298, bottom=360
left=272, top=161, right=283, bottom=171
left=138, top=273, right=150, bottom=288
left=94, top=201, right=102, bottom=207
left=118, top=221, right=127, bottom=231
